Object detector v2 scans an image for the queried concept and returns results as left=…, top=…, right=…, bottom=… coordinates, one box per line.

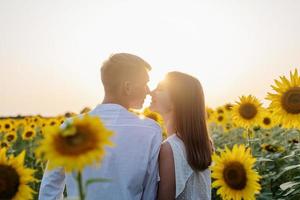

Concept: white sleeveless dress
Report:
left=164, top=134, right=211, bottom=200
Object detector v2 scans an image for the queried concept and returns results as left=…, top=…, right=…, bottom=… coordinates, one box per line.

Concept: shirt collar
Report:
left=94, top=103, right=128, bottom=112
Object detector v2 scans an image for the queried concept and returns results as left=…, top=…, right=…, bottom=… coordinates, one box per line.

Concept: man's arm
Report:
left=38, top=163, right=66, bottom=200
left=141, top=127, right=163, bottom=200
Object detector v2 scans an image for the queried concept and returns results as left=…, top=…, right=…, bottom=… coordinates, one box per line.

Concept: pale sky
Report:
left=0, top=0, right=299, bottom=116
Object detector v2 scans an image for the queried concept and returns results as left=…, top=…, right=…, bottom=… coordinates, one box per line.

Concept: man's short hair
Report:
left=101, top=53, right=151, bottom=94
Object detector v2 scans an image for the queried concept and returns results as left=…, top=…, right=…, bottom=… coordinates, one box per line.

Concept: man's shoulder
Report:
left=123, top=111, right=162, bottom=132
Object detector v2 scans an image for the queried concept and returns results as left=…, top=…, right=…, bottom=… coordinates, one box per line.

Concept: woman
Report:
left=150, top=71, right=212, bottom=200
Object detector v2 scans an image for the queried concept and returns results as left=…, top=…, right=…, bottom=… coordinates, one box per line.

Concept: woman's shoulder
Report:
left=164, top=134, right=186, bottom=157
left=160, top=140, right=173, bottom=158
left=164, top=134, right=183, bottom=145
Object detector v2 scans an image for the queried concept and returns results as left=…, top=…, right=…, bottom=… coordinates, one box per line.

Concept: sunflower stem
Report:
left=247, top=128, right=253, bottom=155
left=77, top=171, right=85, bottom=200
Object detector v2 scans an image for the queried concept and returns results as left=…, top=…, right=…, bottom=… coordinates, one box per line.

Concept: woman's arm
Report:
left=158, top=142, right=176, bottom=200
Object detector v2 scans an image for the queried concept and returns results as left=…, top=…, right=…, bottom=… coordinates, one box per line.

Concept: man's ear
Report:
left=123, top=81, right=132, bottom=96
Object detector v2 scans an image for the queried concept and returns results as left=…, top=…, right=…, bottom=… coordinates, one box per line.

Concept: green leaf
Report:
left=274, top=164, right=300, bottom=181
left=256, top=158, right=273, bottom=162
left=280, top=181, right=300, bottom=191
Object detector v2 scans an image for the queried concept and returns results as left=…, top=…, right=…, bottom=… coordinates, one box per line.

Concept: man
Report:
left=39, top=53, right=162, bottom=200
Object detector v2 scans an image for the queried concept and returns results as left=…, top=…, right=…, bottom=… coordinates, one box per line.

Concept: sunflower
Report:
left=288, top=139, right=299, bottom=144
left=259, top=109, right=277, bottom=129
left=39, top=119, right=48, bottom=128
left=36, top=114, right=114, bottom=172
left=223, top=122, right=234, bottom=133
left=211, top=144, right=261, bottom=200
left=224, top=103, right=234, bottom=112
left=31, top=116, right=41, bottom=124
left=0, top=141, right=10, bottom=148
left=22, top=127, right=36, bottom=141
left=232, top=95, right=263, bottom=129
left=48, top=118, right=59, bottom=127
left=5, top=131, right=17, bottom=143
left=215, top=114, right=228, bottom=126
left=266, top=69, right=300, bottom=129
left=1, top=119, right=14, bottom=133
left=206, top=107, right=215, bottom=122
left=142, top=108, right=167, bottom=139
left=0, top=120, right=3, bottom=133
left=0, top=148, right=36, bottom=200
left=57, top=116, right=65, bottom=125
left=15, top=119, right=26, bottom=129
left=142, top=108, right=164, bottom=125
left=261, top=143, right=285, bottom=153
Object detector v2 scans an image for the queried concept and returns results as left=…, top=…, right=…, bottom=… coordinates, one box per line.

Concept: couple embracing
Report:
left=39, top=53, right=213, bottom=200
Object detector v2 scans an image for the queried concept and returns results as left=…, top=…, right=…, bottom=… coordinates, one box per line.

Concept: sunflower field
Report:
left=0, top=69, right=299, bottom=199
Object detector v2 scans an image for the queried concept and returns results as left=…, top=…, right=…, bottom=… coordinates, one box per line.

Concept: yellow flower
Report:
left=206, top=107, right=215, bottom=123
left=31, top=116, right=41, bottom=124
left=266, top=69, right=300, bottom=129
left=216, top=106, right=225, bottom=115
left=142, top=108, right=164, bottom=125
left=211, top=144, right=261, bottom=200
left=0, top=148, right=36, bottom=200
left=5, top=131, right=17, bottom=143
left=261, top=143, right=285, bottom=153
left=0, top=141, right=10, bottom=149
left=259, top=109, right=277, bottom=129
left=56, top=116, right=66, bottom=126
left=28, top=123, right=37, bottom=130
left=0, top=120, right=3, bottom=133
left=36, top=114, right=114, bottom=172
left=215, top=114, right=228, bottom=126
left=224, top=103, right=234, bottom=112
left=1, top=119, right=14, bottom=133
left=22, top=127, right=36, bottom=141
left=222, top=122, right=234, bottom=133
left=48, top=118, right=59, bottom=127
left=142, top=108, right=167, bottom=139
left=232, top=95, right=263, bottom=129
left=15, top=119, right=27, bottom=129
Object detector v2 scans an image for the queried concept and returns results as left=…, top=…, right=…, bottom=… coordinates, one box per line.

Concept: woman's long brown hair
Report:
left=165, top=71, right=212, bottom=171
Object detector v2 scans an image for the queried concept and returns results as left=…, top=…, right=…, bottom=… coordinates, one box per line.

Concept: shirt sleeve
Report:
left=141, top=126, right=163, bottom=200
left=38, top=162, right=66, bottom=200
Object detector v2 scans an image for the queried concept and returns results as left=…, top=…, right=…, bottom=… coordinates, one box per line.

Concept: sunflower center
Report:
left=217, top=116, right=224, bottom=122
left=282, top=87, right=300, bottom=114
left=0, top=142, right=8, bottom=148
left=225, top=104, right=233, bottom=111
left=0, top=165, right=20, bottom=199
left=263, top=117, right=271, bottom=125
left=54, top=130, right=97, bottom=156
left=6, top=135, right=15, bottom=142
left=217, top=109, right=224, bottom=114
left=25, top=131, right=33, bottom=138
left=223, top=161, right=247, bottom=190
left=4, top=124, right=10, bottom=130
left=239, top=103, right=257, bottom=120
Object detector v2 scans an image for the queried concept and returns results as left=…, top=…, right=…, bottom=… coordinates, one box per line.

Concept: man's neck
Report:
left=102, top=96, right=129, bottom=110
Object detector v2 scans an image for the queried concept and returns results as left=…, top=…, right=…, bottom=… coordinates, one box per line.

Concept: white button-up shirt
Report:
left=39, top=104, right=162, bottom=200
